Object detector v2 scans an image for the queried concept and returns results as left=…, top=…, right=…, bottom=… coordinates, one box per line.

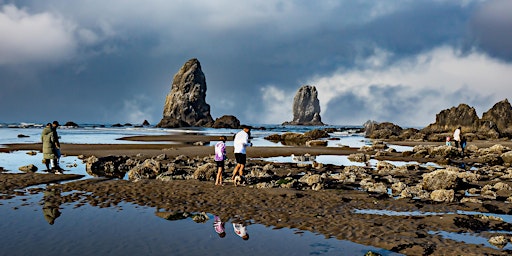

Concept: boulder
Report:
left=212, top=115, right=240, bottom=129
left=128, top=159, right=162, bottom=180
left=430, top=189, right=455, bottom=202
left=193, top=163, right=216, bottom=181
left=64, top=121, right=79, bottom=127
left=19, top=164, right=37, bottom=173
left=422, top=169, right=460, bottom=191
left=85, top=155, right=130, bottom=178
left=283, top=85, right=324, bottom=125
left=157, top=58, right=214, bottom=128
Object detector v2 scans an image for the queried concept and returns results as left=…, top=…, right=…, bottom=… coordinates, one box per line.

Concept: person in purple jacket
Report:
left=214, top=136, right=227, bottom=186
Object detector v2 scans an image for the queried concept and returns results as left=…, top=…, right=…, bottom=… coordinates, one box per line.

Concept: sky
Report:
left=1, top=0, right=511, bottom=127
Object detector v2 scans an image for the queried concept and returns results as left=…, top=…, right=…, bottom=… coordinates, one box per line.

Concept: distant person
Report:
left=231, top=126, right=252, bottom=186
left=51, top=121, right=62, bottom=169
left=214, top=136, right=227, bottom=186
left=41, top=123, right=60, bottom=173
left=460, top=136, right=467, bottom=156
left=213, top=215, right=226, bottom=238
left=453, top=127, right=461, bottom=148
left=445, top=136, right=451, bottom=146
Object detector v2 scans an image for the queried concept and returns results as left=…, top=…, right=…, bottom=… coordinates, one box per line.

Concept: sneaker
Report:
left=54, top=170, right=63, bottom=175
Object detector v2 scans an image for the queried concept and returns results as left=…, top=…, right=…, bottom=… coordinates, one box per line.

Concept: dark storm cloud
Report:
left=0, top=0, right=510, bottom=126
left=470, top=0, right=512, bottom=61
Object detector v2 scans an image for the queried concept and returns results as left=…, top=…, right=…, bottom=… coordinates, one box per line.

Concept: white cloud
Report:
left=309, top=46, right=512, bottom=126
left=0, top=4, right=77, bottom=65
left=251, top=85, right=293, bottom=124
left=121, top=95, right=156, bottom=124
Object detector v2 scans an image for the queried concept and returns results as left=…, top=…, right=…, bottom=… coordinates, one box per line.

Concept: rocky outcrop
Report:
left=283, top=85, right=324, bottom=126
left=422, top=103, right=480, bottom=134
left=264, top=129, right=329, bottom=146
left=211, top=115, right=240, bottom=129
left=156, top=58, right=214, bottom=128
left=482, top=99, right=512, bottom=138
left=368, top=99, right=512, bottom=141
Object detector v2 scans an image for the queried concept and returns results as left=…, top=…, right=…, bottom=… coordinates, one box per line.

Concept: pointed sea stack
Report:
left=156, top=58, right=214, bottom=128
left=283, top=85, right=324, bottom=126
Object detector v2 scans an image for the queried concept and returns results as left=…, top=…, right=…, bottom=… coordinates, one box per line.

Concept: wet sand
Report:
left=1, top=134, right=512, bottom=255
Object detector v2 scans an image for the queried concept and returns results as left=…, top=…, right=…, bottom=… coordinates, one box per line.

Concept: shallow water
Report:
left=354, top=209, right=512, bottom=250
left=0, top=194, right=402, bottom=256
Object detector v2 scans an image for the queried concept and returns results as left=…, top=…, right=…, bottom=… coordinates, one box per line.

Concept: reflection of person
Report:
left=41, top=123, right=59, bottom=173
left=213, top=215, right=226, bottom=238
left=453, top=127, right=461, bottom=148
left=231, top=126, right=252, bottom=186
left=232, top=218, right=249, bottom=240
left=214, top=136, right=227, bottom=186
left=42, top=187, right=61, bottom=225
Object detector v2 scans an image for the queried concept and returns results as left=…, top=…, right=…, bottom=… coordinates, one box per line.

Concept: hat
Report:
left=52, top=121, right=60, bottom=126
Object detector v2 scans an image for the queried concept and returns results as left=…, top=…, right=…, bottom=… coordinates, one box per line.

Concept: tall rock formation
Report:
left=283, top=85, right=324, bottom=126
left=156, top=58, right=214, bottom=128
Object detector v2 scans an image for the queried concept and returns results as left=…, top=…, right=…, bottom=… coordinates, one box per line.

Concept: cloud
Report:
left=470, top=0, right=512, bottom=60
left=120, top=95, right=157, bottom=124
left=309, top=46, right=512, bottom=127
left=0, top=4, right=77, bottom=65
left=248, top=85, right=293, bottom=125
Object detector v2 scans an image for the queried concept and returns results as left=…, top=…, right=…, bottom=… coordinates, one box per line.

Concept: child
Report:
left=214, top=136, right=227, bottom=186
left=445, top=136, right=451, bottom=146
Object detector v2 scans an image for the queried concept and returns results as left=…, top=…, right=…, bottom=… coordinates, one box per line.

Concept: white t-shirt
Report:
left=453, top=128, right=461, bottom=141
left=233, top=130, right=251, bottom=154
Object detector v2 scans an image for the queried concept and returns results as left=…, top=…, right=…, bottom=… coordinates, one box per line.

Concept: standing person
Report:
left=41, top=123, right=60, bottom=173
left=231, top=126, right=252, bottom=186
left=453, top=126, right=461, bottom=148
left=51, top=121, right=61, bottom=162
left=214, top=136, right=227, bottom=186
left=460, top=136, right=467, bottom=156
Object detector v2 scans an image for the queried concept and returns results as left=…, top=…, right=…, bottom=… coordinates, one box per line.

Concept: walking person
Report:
left=51, top=121, right=62, bottom=164
left=453, top=126, right=461, bottom=148
left=460, top=135, right=467, bottom=156
left=231, top=126, right=252, bottom=186
left=214, top=136, right=227, bottom=186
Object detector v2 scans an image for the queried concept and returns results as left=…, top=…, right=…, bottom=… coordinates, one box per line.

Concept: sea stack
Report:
left=156, top=58, right=214, bottom=128
left=283, top=85, right=324, bottom=126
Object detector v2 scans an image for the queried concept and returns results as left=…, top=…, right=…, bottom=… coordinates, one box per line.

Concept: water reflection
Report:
left=42, top=186, right=62, bottom=225
left=213, top=215, right=226, bottom=238
left=232, top=215, right=250, bottom=240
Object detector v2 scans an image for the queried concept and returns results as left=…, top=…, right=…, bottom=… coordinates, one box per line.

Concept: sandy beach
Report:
left=2, top=134, right=512, bottom=255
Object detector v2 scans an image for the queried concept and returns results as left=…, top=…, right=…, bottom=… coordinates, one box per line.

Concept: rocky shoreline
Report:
left=2, top=134, right=512, bottom=255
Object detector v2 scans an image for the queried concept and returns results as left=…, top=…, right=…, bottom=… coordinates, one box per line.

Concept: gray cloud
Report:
left=1, top=0, right=511, bottom=127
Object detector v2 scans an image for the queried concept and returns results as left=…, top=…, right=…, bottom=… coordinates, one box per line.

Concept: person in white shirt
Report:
left=453, top=127, right=461, bottom=148
left=231, top=126, right=252, bottom=186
